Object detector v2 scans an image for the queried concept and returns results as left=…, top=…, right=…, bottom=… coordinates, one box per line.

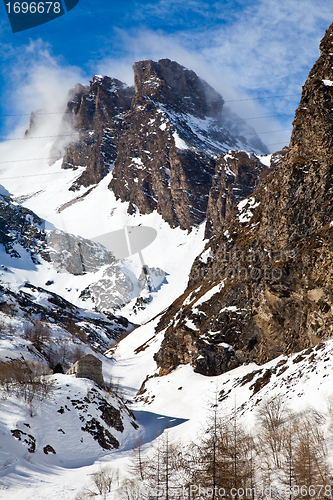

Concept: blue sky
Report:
left=0, top=0, right=333, bottom=150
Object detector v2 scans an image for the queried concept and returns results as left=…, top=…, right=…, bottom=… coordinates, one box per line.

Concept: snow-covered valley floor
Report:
left=2, top=309, right=333, bottom=500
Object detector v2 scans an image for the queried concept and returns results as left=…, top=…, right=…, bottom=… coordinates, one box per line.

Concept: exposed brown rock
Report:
left=109, top=59, right=224, bottom=230
left=154, top=23, right=333, bottom=376
left=109, top=98, right=216, bottom=229
left=110, top=59, right=267, bottom=230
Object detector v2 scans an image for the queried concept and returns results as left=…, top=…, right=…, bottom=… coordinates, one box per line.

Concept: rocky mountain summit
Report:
left=154, top=24, right=333, bottom=376
left=50, top=58, right=268, bottom=231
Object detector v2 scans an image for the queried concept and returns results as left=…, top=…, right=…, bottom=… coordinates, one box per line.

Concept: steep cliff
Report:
left=205, top=150, right=270, bottom=239
left=154, top=24, right=333, bottom=376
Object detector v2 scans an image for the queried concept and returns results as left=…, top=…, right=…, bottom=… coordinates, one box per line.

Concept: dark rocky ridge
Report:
left=154, top=23, right=333, bottom=376
left=205, top=148, right=288, bottom=238
left=50, top=58, right=268, bottom=231
left=0, top=282, right=130, bottom=350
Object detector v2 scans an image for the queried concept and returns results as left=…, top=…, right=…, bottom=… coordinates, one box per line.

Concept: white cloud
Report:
left=1, top=39, right=86, bottom=139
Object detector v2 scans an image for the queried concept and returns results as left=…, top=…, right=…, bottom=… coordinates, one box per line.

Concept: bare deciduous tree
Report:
left=257, top=394, right=289, bottom=475
left=89, top=466, right=118, bottom=500
left=292, top=410, right=330, bottom=500
left=0, top=359, right=54, bottom=416
left=129, top=436, right=149, bottom=481
left=120, top=478, right=148, bottom=500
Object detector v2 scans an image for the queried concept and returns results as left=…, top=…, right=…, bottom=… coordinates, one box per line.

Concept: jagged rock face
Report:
left=205, top=151, right=269, bottom=239
left=109, top=59, right=223, bottom=230
left=24, top=110, right=44, bottom=136
left=50, top=58, right=268, bottom=231
left=288, top=29, right=333, bottom=165
left=45, top=229, right=114, bottom=275
left=109, top=96, right=216, bottom=229
left=80, top=264, right=165, bottom=313
left=154, top=23, right=333, bottom=376
left=51, top=77, right=134, bottom=190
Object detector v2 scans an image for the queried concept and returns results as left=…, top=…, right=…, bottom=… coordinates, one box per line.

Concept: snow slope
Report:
left=111, top=320, right=333, bottom=441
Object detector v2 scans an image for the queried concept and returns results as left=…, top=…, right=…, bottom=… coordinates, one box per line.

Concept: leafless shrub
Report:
left=291, top=410, right=331, bottom=499
left=74, top=489, right=97, bottom=500
left=119, top=478, right=148, bottom=500
left=256, top=394, right=289, bottom=471
left=23, top=321, right=50, bottom=352
left=0, top=359, right=54, bottom=415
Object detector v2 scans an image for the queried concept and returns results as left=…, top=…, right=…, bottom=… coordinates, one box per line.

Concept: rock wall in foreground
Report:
left=154, top=23, right=333, bottom=376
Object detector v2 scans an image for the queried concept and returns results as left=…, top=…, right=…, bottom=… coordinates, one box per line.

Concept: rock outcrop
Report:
left=0, top=194, right=46, bottom=260
left=154, top=23, right=333, bottom=376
